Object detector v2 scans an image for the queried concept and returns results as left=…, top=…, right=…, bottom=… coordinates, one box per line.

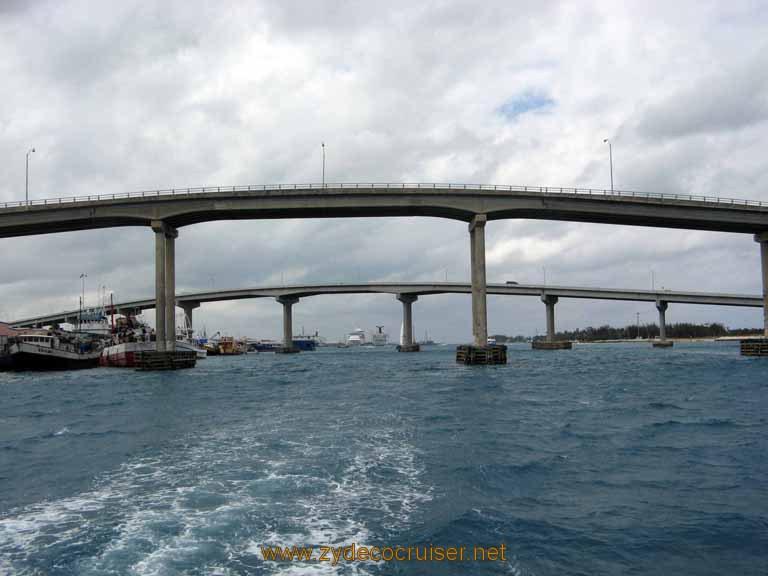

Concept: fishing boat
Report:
left=177, top=312, right=206, bottom=359
left=99, top=313, right=156, bottom=367
left=4, top=330, right=104, bottom=371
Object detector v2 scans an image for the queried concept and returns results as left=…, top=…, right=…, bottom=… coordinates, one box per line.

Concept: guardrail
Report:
left=1, top=182, right=766, bottom=209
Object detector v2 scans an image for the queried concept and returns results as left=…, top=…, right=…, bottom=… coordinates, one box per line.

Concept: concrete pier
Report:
left=457, top=215, right=506, bottom=364
left=152, top=223, right=167, bottom=352
left=152, top=221, right=178, bottom=352
left=653, top=300, right=673, bottom=348
left=164, top=232, right=176, bottom=351
left=760, top=232, right=768, bottom=337
left=180, top=302, right=200, bottom=330
left=470, top=215, right=488, bottom=347
left=742, top=232, right=768, bottom=356
left=276, top=296, right=300, bottom=353
left=532, top=294, right=572, bottom=350
left=396, top=294, right=420, bottom=352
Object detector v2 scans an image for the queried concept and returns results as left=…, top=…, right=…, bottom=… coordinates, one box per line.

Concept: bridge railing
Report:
left=1, top=182, right=766, bottom=209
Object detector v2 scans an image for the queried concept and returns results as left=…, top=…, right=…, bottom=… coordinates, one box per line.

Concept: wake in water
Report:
left=0, top=414, right=432, bottom=575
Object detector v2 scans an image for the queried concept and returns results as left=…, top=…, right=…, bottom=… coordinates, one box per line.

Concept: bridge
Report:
left=2, top=183, right=767, bottom=360
left=10, top=282, right=764, bottom=350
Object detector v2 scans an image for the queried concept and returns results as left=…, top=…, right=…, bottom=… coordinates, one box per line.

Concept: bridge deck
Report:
left=1, top=184, right=767, bottom=237
left=10, top=282, right=763, bottom=328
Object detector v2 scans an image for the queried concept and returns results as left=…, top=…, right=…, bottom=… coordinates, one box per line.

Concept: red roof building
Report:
left=0, top=322, right=19, bottom=337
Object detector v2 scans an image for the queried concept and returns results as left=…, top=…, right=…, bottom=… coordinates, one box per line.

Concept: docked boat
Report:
left=291, top=335, right=317, bottom=351
left=177, top=313, right=206, bottom=359
left=100, top=313, right=154, bottom=367
left=100, top=340, right=155, bottom=367
left=4, top=331, right=104, bottom=371
left=250, top=339, right=281, bottom=352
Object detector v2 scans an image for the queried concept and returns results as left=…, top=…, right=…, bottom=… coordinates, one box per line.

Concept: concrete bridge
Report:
left=2, top=183, right=767, bottom=359
left=10, top=282, right=764, bottom=349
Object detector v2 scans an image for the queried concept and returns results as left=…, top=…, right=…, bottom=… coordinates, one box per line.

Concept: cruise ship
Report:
left=346, top=328, right=366, bottom=346
left=371, top=326, right=389, bottom=346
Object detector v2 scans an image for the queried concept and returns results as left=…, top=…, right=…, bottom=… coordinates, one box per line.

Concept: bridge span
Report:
left=2, top=182, right=768, bottom=360
left=11, top=282, right=763, bottom=349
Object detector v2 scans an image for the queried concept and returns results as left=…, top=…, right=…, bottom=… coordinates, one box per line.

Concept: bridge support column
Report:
left=152, top=221, right=178, bottom=352
left=396, top=294, right=420, bottom=352
left=742, top=233, right=768, bottom=356
left=456, top=215, right=507, bottom=364
left=653, top=300, right=673, bottom=348
left=276, top=296, right=300, bottom=353
left=470, top=215, right=488, bottom=346
left=180, top=301, right=200, bottom=337
left=153, top=225, right=167, bottom=352
left=164, top=233, right=176, bottom=351
left=532, top=295, right=572, bottom=350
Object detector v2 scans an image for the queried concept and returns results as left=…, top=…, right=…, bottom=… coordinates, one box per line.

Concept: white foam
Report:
left=1, top=416, right=432, bottom=575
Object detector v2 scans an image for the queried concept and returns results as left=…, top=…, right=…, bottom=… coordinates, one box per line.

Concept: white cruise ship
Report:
left=346, top=328, right=366, bottom=346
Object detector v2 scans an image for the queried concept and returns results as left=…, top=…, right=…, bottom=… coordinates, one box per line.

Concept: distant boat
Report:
left=292, top=336, right=317, bottom=351
left=371, top=326, right=389, bottom=346
left=418, top=331, right=441, bottom=346
left=347, top=328, right=366, bottom=346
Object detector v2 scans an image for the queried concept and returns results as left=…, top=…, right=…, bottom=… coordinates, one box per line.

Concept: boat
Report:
left=177, top=312, right=206, bottom=359
left=487, top=336, right=497, bottom=345
left=250, top=339, right=281, bottom=352
left=292, top=335, right=317, bottom=351
left=214, top=336, right=245, bottom=355
left=371, top=326, right=389, bottom=346
left=99, top=313, right=156, bottom=367
left=4, top=330, right=104, bottom=371
left=418, top=331, right=442, bottom=346
left=347, top=328, right=366, bottom=346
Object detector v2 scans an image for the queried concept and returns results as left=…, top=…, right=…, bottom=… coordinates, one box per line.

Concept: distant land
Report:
left=492, top=323, right=762, bottom=343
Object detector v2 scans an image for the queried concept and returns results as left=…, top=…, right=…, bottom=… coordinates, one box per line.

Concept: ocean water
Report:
left=0, top=342, right=766, bottom=575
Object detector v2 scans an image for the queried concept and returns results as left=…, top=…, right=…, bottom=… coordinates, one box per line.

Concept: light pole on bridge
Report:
left=321, top=142, right=326, bottom=187
left=603, top=138, right=613, bottom=192
left=25, top=147, right=35, bottom=204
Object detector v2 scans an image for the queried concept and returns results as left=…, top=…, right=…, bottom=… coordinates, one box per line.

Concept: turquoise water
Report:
left=1, top=342, right=766, bottom=575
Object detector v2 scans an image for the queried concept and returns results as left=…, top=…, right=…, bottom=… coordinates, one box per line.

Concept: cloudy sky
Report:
left=1, top=0, right=767, bottom=342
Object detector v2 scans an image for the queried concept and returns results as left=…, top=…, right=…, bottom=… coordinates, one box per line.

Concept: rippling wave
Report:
left=1, top=342, right=766, bottom=574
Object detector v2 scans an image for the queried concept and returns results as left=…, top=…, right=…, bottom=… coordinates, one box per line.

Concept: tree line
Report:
left=492, top=322, right=761, bottom=343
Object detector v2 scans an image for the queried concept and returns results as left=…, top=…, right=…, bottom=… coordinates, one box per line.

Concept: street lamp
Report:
left=321, top=142, right=326, bottom=187
left=603, top=139, right=613, bottom=192
left=25, top=148, right=35, bottom=203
